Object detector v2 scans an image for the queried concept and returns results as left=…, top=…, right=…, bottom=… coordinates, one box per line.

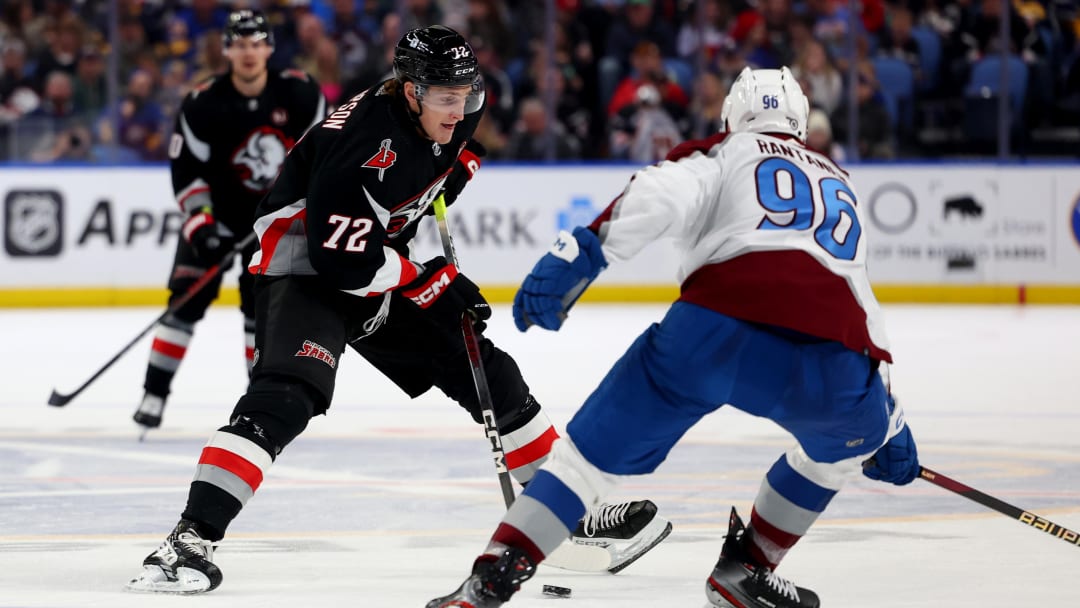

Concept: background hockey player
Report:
left=133, top=9, right=327, bottom=431
left=124, top=25, right=669, bottom=595
left=429, top=67, right=921, bottom=608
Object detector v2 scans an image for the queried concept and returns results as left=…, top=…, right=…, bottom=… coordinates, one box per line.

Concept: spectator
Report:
left=32, top=15, right=83, bottom=90
left=761, top=0, right=797, bottom=67
left=72, top=44, right=106, bottom=117
left=327, top=0, right=375, bottom=84
left=0, top=38, right=36, bottom=114
left=688, top=69, right=726, bottom=138
left=341, top=11, right=400, bottom=98
left=24, top=0, right=82, bottom=57
left=175, top=0, right=229, bottom=42
left=0, top=38, right=38, bottom=160
left=24, top=70, right=91, bottom=162
left=292, top=12, right=328, bottom=78
left=609, top=83, right=683, bottom=162
left=471, top=34, right=515, bottom=132
left=731, top=10, right=781, bottom=69
left=313, top=37, right=342, bottom=104
left=161, top=16, right=196, bottom=64
left=608, top=41, right=688, bottom=116
left=793, top=39, right=843, bottom=114
left=399, top=0, right=442, bottom=32
left=877, top=5, right=922, bottom=83
left=467, top=0, right=515, bottom=63
left=830, top=60, right=894, bottom=159
left=676, top=0, right=732, bottom=62
left=0, top=1, right=33, bottom=46
left=599, top=0, right=677, bottom=108
left=503, top=96, right=581, bottom=160
left=96, top=69, right=166, bottom=161
left=189, top=29, right=229, bottom=85
left=805, top=107, right=844, bottom=160
left=117, top=14, right=150, bottom=80
left=156, top=59, right=189, bottom=122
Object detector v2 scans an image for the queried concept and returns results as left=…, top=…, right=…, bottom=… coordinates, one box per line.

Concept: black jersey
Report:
left=249, top=79, right=483, bottom=296
left=168, top=68, right=327, bottom=236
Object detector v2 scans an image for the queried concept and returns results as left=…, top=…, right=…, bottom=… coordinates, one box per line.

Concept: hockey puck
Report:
left=542, top=584, right=572, bottom=598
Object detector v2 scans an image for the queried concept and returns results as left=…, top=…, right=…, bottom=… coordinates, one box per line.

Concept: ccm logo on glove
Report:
left=403, top=265, right=458, bottom=307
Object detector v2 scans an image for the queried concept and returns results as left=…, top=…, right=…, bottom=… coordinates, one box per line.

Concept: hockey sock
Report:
left=489, top=469, right=584, bottom=565
left=746, top=453, right=839, bottom=568
left=144, top=318, right=194, bottom=397
left=500, top=407, right=559, bottom=485
left=184, top=425, right=276, bottom=540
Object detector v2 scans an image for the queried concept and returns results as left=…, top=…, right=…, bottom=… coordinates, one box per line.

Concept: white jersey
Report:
left=590, top=131, right=891, bottom=361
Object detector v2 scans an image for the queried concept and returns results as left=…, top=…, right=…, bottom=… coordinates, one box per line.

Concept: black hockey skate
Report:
left=132, top=393, right=166, bottom=430
left=124, top=519, right=222, bottom=594
left=705, top=507, right=819, bottom=608
left=427, top=547, right=537, bottom=608
left=547, top=499, right=672, bottom=573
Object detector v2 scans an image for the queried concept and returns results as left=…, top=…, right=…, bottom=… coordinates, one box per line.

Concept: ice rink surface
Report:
left=2, top=303, right=1079, bottom=607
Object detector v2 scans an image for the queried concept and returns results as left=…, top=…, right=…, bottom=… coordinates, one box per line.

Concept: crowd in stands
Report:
left=0, top=0, right=1077, bottom=163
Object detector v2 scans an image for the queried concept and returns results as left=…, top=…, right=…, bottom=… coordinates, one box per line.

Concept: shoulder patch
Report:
left=362, top=139, right=397, bottom=181
left=280, top=68, right=310, bottom=81
left=666, top=132, right=728, bottom=162
left=168, top=133, right=184, bottom=159
left=190, top=77, right=215, bottom=99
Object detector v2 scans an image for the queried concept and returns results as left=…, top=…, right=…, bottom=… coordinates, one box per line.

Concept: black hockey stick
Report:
left=47, top=232, right=257, bottom=407
left=919, top=466, right=1080, bottom=549
left=432, top=194, right=516, bottom=508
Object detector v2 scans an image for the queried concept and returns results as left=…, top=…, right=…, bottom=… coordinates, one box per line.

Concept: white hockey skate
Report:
left=545, top=499, right=672, bottom=573
left=133, top=393, right=165, bottom=434
left=125, top=519, right=222, bottom=594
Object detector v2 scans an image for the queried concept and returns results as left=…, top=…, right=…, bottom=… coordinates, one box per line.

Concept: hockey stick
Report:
left=431, top=194, right=516, bottom=508
left=919, top=466, right=1080, bottom=549
left=47, top=233, right=257, bottom=407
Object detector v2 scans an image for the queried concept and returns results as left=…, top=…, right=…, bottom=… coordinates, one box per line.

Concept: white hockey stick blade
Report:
left=543, top=540, right=613, bottom=573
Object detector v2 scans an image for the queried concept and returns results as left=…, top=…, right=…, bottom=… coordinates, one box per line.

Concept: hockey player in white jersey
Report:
left=428, top=67, right=921, bottom=608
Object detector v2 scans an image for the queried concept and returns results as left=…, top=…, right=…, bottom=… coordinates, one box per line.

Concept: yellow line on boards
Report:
left=2, top=284, right=1080, bottom=308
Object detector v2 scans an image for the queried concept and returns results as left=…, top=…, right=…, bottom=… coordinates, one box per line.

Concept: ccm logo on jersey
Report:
left=295, top=339, right=337, bottom=368
left=402, top=265, right=458, bottom=307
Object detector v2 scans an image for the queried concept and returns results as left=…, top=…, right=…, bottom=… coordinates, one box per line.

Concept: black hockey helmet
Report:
left=223, top=9, right=274, bottom=48
left=394, top=25, right=484, bottom=113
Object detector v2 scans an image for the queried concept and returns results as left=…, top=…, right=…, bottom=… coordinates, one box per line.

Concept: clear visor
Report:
left=415, top=80, right=485, bottom=114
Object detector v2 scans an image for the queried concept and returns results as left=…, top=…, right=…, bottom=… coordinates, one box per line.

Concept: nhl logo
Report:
left=4, top=189, right=63, bottom=257
left=271, top=108, right=288, bottom=126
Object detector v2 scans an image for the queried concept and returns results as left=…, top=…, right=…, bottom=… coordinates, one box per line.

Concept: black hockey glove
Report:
left=182, top=207, right=228, bottom=263
left=441, top=139, right=486, bottom=206
left=400, top=256, right=491, bottom=331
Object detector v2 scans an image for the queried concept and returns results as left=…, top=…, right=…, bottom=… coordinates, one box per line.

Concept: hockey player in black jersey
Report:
left=125, top=25, right=670, bottom=595
left=133, top=9, right=327, bottom=431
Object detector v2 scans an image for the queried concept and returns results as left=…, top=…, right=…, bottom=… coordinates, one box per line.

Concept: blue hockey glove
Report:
left=862, top=396, right=920, bottom=485
left=513, top=226, right=607, bottom=332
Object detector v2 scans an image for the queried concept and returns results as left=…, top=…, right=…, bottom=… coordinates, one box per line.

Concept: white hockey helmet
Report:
left=721, top=66, right=810, bottom=141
